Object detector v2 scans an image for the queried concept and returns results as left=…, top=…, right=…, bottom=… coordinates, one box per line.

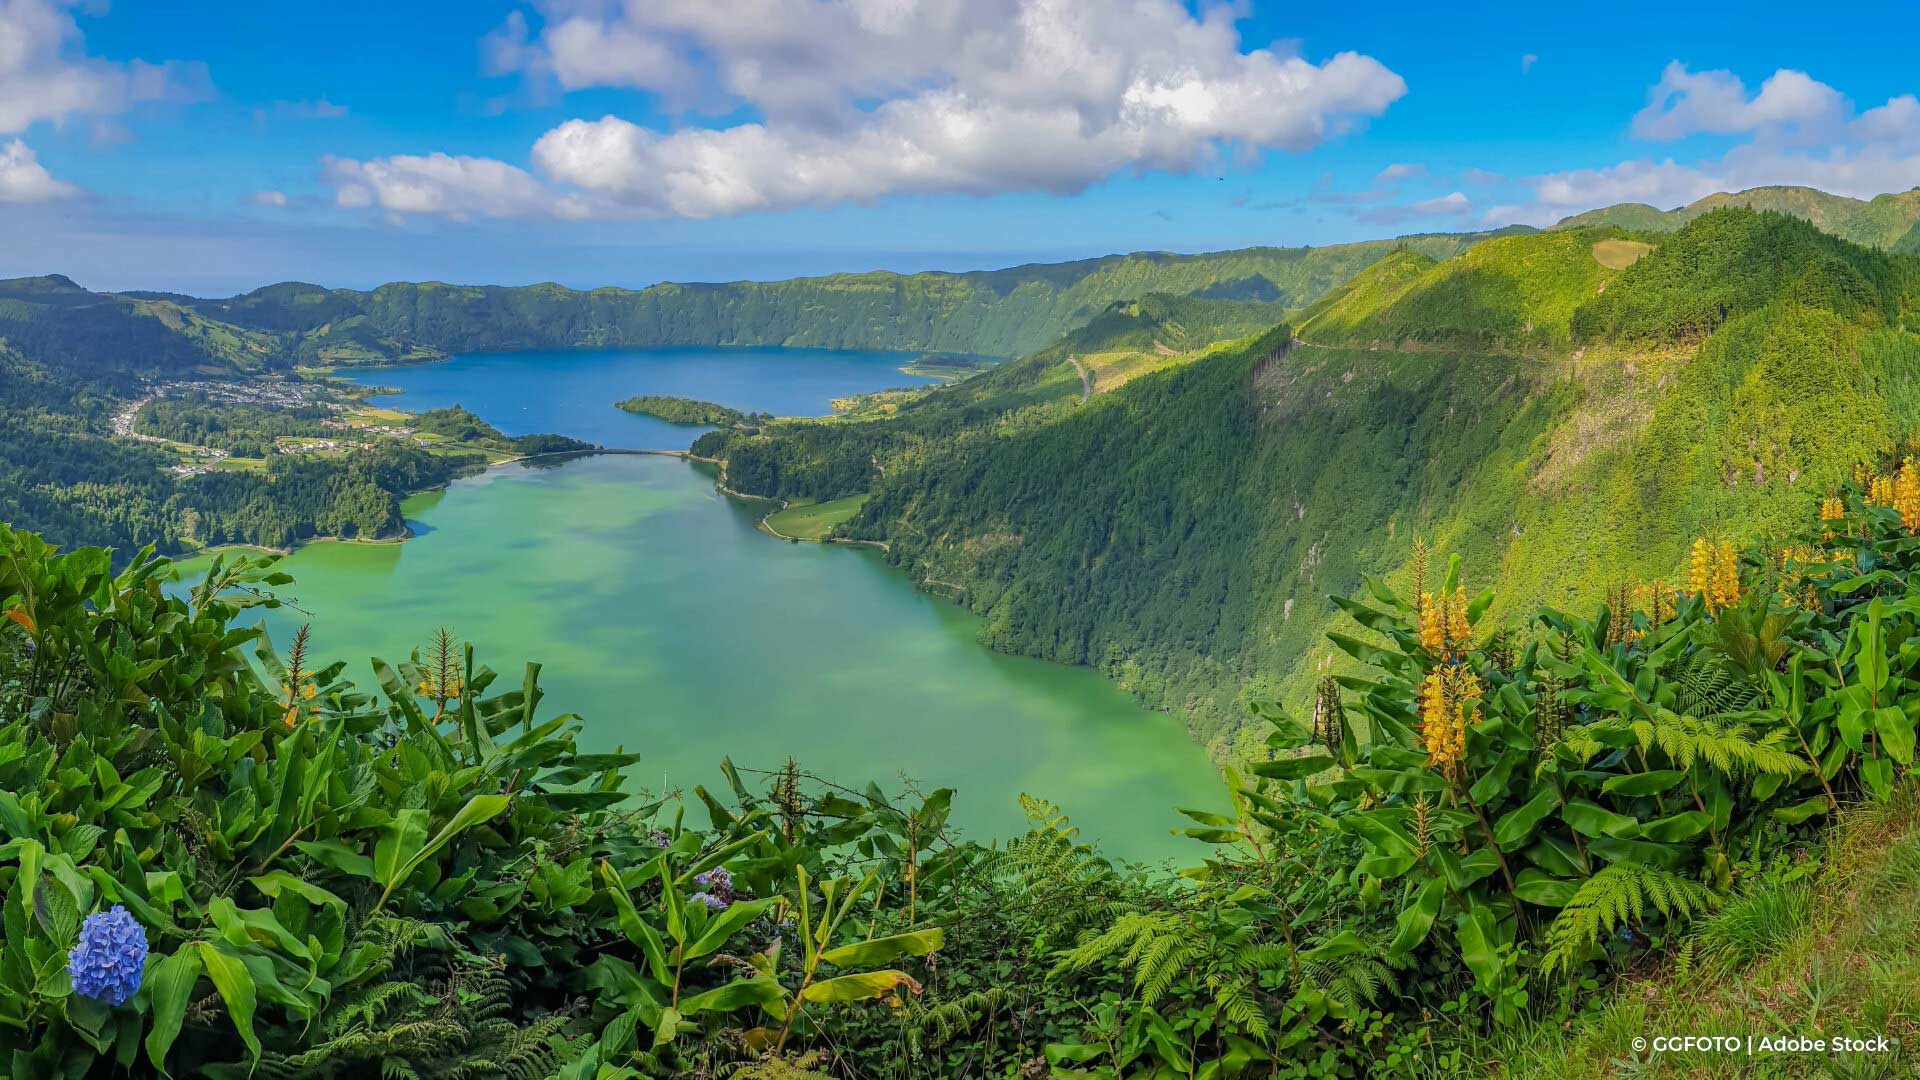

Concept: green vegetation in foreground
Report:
left=615, top=395, right=753, bottom=426
left=1498, top=790, right=1920, bottom=1078
left=5, top=463, right=1919, bottom=1077
left=695, top=211, right=1920, bottom=759
left=764, top=493, right=870, bottom=540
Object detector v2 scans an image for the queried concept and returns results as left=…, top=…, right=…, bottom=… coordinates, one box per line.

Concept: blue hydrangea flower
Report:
left=689, top=891, right=729, bottom=910
left=68, top=905, right=148, bottom=1006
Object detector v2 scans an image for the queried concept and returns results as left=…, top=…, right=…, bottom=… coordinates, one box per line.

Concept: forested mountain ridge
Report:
left=0, top=274, right=282, bottom=384
left=1554, top=183, right=1920, bottom=251
left=161, top=233, right=1496, bottom=362
left=698, top=210, right=1920, bottom=759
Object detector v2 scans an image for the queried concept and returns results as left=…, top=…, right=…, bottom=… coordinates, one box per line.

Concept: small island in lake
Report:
left=615, top=395, right=762, bottom=425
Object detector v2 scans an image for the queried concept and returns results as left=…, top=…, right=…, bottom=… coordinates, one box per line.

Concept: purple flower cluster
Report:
left=647, top=830, right=672, bottom=848
left=690, top=866, right=739, bottom=911
left=68, top=906, right=148, bottom=1006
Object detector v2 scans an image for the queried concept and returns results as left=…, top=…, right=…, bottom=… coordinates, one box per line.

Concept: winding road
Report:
left=1068, top=356, right=1092, bottom=402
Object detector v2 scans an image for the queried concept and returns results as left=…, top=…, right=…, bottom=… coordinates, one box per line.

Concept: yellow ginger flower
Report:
left=1417, top=592, right=1445, bottom=653
left=1688, top=538, right=1741, bottom=615
left=1820, top=494, right=1844, bottom=540
left=1445, top=586, right=1472, bottom=650
left=1869, top=474, right=1895, bottom=508
left=1896, top=458, right=1920, bottom=532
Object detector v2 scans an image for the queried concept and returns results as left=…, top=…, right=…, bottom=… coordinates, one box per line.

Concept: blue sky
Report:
left=4, top=0, right=1919, bottom=294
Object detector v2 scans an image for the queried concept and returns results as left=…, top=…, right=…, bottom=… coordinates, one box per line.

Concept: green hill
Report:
left=699, top=210, right=1920, bottom=757
left=0, top=274, right=280, bottom=384
left=1554, top=184, right=1920, bottom=250
left=1297, top=228, right=1628, bottom=354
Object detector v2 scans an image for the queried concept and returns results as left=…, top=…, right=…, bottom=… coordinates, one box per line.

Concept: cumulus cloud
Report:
left=249, top=189, right=288, bottom=208
left=0, top=0, right=208, bottom=134
left=1375, top=162, right=1425, bottom=183
left=322, top=152, right=591, bottom=220
left=1355, top=189, right=1471, bottom=225
left=1630, top=61, right=1845, bottom=141
left=334, top=0, right=1406, bottom=220
left=0, top=138, right=76, bottom=202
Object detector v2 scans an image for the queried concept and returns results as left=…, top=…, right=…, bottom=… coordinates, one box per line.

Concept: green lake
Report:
left=217, top=348, right=1228, bottom=858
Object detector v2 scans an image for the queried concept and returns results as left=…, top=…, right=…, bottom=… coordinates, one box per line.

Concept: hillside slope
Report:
left=1555, top=184, right=1920, bottom=251
left=0, top=275, right=281, bottom=384
left=701, top=211, right=1920, bottom=756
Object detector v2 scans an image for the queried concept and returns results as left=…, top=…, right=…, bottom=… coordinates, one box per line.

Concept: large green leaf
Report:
left=1562, top=800, right=1642, bottom=839
left=679, top=976, right=788, bottom=1016
left=1600, top=771, right=1687, bottom=797
left=1250, top=753, right=1334, bottom=781
left=1492, top=786, right=1560, bottom=848
left=1512, top=869, right=1579, bottom=907
left=800, top=969, right=918, bottom=1004
left=379, top=795, right=511, bottom=906
left=143, top=948, right=205, bottom=1075
left=1873, top=707, right=1915, bottom=765
left=819, top=927, right=945, bottom=969
left=685, top=897, right=782, bottom=962
left=599, top=861, right=671, bottom=986
left=196, top=943, right=260, bottom=1065
left=1388, top=879, right=1444, bottom=955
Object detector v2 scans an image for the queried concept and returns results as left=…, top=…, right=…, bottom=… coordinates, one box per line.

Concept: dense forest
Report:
left=695, top=211, right=1920, bottom=761
left=615, top=396, right=753, bottom=425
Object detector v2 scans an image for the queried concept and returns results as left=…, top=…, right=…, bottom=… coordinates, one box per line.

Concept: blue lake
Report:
left=347, top=345, right=944, bottom=446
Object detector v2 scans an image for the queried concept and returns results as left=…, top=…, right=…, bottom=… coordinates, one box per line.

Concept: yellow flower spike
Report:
left=1896, top=458, right=1920, bottom=532
left=1445, top=585, right=1472, bottom=652
left=1416, top=592, right=1445, bottom=654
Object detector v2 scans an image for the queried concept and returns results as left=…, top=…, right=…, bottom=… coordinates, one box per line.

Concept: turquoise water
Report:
left=227, top=347, right=1228, bottom=859
left=349, top=345, right=943, bottom=447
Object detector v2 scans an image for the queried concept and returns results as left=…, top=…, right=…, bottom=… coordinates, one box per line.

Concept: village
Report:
left=111, top=376, right=436, bottom=475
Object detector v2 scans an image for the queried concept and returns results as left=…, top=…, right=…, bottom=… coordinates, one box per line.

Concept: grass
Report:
left=1593, top=239, right=1655, bottom=269
left=1488, top=786, right=1920, bottom=1079
left=764, top=494, right=869, bottom=540
left=343, top=406, right=410, bottom=427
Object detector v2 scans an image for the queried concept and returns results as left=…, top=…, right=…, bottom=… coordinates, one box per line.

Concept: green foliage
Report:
left=164, top=237, right=1488, bottom=363
left=1300, top=228, right=1627, bottom=354
left=1570, top=209, right=1919, bottom=344
left=1553, top=184, right=1920, bottom=250
left=614, top=396, right=751, bottom=426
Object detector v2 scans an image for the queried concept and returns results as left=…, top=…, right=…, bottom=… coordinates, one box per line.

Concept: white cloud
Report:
left=335, top=0, right=1406, bottom=220
left=1461, top=167, right=1505, bottom=186
left=0, top=0, right=208, bottom=134
left=249, top=189, right=288, bottom=208
left=1375, top=162, right=1425, bottom=183
left=1482, top=63, right=1920, bottom=227
left=1521, top=54, right=1537, bottom=75
left=1410, top=191, right=1470, bottom=215
left=1630, top=61, right=1845, bottom=141
left=322, top=152, right=591, bottom=220
left=0, top=138, right=76, bottom=202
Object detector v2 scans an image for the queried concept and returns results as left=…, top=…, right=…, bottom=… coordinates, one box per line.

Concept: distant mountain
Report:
left=155, top=233, right=1503, bottom=364
left=1553, top=185, right=1920, bottom=251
